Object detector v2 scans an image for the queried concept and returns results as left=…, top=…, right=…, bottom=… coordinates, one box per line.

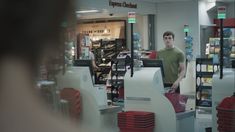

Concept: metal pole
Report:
left=185, top=32, right=188, bottom=77
left=131, top=23, right=134, bottom=77
left=219, top=19, right=224, bottom=79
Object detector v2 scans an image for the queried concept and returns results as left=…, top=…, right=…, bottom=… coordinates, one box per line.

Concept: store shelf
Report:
left=107, top=56, right=130, bottom=102
left=196, top=58, right=213, bottom=65
left=111, top=70, right=126, bottom=76
left=196, top=72, right=214, bottom=77
left=196, top=58, right=218, bottom=108
left=196, top=106, right=212, bottom=114
left=197, top=100, right=212, bottom=107
left=197, top=86, right=212, bottom=90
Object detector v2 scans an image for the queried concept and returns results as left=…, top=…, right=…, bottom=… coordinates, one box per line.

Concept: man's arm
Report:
left=92, top=60, right=99, bottom=70
left=171, top=62, right=186, bottom=89
left=90, top=51, right=99, bottom=70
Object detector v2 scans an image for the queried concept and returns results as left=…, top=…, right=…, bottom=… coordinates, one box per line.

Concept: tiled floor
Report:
left=195, top=110, right=212, bottom=132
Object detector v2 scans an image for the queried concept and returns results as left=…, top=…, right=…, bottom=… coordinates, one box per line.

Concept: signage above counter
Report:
left=217, top=6, right=226, bottom=19
left=109, top=0, right=137, bottom=9
left=77, top=0, right=156, bottom=17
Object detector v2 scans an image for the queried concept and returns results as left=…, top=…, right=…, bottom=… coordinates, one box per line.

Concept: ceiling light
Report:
left=207, top=0, right=216, bottom=3
left=76, top=10, right=99, bottom=14
left=104, top=28, right=108, bottom=34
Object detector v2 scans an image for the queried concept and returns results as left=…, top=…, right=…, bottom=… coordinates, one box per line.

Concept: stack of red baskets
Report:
left=216, top=93, right=235, bottom=132
left=118, top=111, right=155, bottom=132
left=60, top=88, right=81, bottom=119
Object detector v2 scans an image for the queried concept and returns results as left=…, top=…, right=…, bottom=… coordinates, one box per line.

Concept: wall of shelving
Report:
left=206, top=37, right=235, bottom=67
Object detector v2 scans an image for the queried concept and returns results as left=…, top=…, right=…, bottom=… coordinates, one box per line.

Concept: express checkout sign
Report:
left=184, top=25, right=189, bottom=33
left=217, top=6, right=226, bottom=19
left=128, top=12, right=136, bottom=23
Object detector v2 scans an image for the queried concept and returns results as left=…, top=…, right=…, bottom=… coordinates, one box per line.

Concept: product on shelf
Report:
left=184, top=35, right=194, bottom=61
left=207, top=37, right=234, bottom=67
left=231, top=53, right=235, bottom=58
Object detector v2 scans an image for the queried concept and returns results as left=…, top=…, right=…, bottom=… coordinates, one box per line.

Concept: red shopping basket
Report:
left=118, top=111, right=155, bottom=132
left=216, top=93, right=235, bottom=132
left=165, top=92, right=188, bottom=113
left=60, top=88, right=81, bottom=119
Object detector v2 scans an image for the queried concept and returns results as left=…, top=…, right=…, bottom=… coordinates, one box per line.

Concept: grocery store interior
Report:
left=1, top=0, right=235, bottom=132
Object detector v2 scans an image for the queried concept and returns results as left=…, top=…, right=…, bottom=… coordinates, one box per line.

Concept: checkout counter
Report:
left=56, top=59, right=195, bottom=132
left=124, top=67, right=195, bottom=132
left=56, top=66, right=122, bottom=132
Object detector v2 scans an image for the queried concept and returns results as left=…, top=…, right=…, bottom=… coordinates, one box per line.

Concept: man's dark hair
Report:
left=163, top=31, right=175, bottom=40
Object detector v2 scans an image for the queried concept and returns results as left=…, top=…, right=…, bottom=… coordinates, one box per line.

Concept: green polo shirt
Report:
left=157, top=47, right=185, bottom=84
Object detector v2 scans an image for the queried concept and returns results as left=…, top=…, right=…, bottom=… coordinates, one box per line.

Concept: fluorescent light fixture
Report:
left=76, top=10, right=99, bottom=14
left=104, top=28, right=108, bottom=34
left=207, top=0, right=216, bottom=3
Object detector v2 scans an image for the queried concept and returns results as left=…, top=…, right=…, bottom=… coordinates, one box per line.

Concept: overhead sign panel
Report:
left=128, top=12, right=136, bottom=23
left=217, top=6, right=226, bottom=19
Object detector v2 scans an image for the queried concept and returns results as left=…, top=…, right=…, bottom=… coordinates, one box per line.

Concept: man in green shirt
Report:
left=157, top=31, right=186, bottom=93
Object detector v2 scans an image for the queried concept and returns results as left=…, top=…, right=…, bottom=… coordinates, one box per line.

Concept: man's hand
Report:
left=171, top=81, right=179, bottom=90
left=94, top=66, right=100, bottom=71
left=170, top=61, right=185, bottom=92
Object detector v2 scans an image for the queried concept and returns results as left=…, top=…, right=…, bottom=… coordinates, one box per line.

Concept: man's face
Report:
left=163, top=35, right=174, bottom=48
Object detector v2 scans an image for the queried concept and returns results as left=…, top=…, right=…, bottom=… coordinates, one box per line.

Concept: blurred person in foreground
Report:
left=0, top=0, right=82, bottom=132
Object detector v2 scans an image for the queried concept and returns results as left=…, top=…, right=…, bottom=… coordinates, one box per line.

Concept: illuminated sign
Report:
left=109, top=0, right=137, bottom=9
left=128, top=12, right=136, bottom=23
left=217, top=6, right=226, bottom=19
left=184, top=25, right=189, bottom=32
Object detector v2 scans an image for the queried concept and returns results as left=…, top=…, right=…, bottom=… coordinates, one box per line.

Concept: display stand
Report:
left=196, top=58, right=219, bottom=109
left=124, top=67, right=195, bottom=132
left=56, top=67, right=121, bottom=132
left=93, top=38, right=126, bottom=84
